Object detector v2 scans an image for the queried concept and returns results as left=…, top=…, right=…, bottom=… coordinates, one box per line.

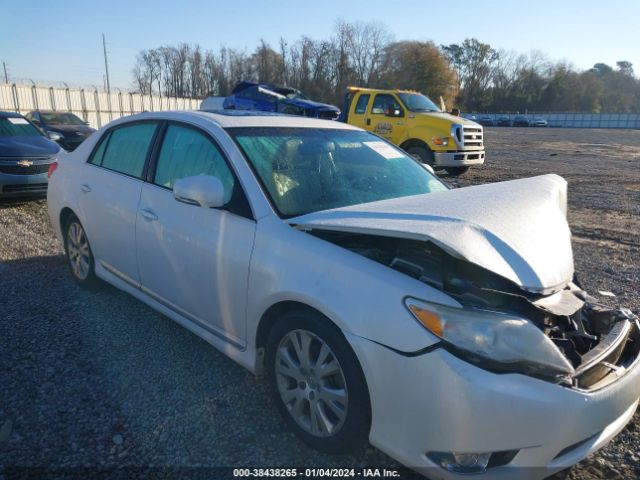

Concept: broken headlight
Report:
left=405, top=297, right=575, bottom=377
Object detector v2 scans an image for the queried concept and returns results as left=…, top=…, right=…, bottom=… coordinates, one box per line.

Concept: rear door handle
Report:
left=80, top=184, right=91, bottom=193
left=140, top=208, right=158, bottom=221
left=366, top=118, right=371, bottom=126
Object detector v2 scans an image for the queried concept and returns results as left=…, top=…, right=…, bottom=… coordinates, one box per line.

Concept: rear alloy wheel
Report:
left=64, top=215, right=99, bottom=288
left=266, top=310, right=370, bottom=453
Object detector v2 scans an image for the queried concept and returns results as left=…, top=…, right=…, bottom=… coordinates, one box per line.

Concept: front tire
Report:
left=266, top=309, right=370, bottom=453
left=63, top=214, right=99, bottom=288
left=406, top=145, right=435, bottom=166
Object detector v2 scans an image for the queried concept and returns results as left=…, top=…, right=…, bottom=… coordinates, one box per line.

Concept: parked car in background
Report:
left=25, top=110, right=95, bottom=151
left=478, top=114, right=494, bottom=126
left=221, top=81, right=340, bottom=120
left=496, top=115, right=511, bottom=126
left=0, top=111, right=61, bottom=197
left=48, top=109, right=640, bottom=479
left=532, top=117, right=549, bottom=127
left=513, top=115, right=531, bottom=127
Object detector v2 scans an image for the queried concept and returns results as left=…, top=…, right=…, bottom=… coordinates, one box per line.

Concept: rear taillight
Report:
left=48, top=161, right=58, bottom=178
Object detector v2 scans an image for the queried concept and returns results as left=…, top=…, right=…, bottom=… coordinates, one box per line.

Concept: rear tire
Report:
left=63, top=214, right=100, bottom=288
left=266, top=309, right=370, bottom=453
left=406, top=146, right=435, bottom=166
left=444, top=166, right=470, bottom=176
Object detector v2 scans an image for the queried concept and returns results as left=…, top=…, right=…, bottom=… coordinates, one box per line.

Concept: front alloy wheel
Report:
left=266, top=310, right=370, bottom=453
left=275, top=329, right=348, bottom=438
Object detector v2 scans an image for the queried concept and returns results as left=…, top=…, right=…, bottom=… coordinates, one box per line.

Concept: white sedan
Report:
left=47, top=110, right=640, bottom=479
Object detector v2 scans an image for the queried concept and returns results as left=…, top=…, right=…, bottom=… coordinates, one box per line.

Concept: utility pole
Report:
left=2, top=62, right=8, bottom=83
left=102, top=33, right=111, bottom=95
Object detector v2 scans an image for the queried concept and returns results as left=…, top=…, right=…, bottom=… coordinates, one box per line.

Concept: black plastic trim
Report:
left=369, top=339, right=443, bottom=358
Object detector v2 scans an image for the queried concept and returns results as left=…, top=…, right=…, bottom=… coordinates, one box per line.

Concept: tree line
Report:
left=132, top=20, right=640, bottom=113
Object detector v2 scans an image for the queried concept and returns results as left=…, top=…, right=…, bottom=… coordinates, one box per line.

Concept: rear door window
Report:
left=88, top=133, right=110, bottom=165
left=354, top=94, right=370, bottom=114
left=98, top=123, right=158, bottom=178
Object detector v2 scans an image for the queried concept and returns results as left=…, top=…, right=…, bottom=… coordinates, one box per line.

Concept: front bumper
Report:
left=0, top=172, right=49, bottom=197
left=434, top=150, right=485, bottom=167
left=347, top=332, right=640, bottom=480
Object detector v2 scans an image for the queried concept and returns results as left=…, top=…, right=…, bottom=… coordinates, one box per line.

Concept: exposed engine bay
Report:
left=310, top=229, right=640, bottom=389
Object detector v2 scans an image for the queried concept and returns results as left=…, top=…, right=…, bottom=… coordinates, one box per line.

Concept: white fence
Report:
left=0, top=83, right=201, bottom=129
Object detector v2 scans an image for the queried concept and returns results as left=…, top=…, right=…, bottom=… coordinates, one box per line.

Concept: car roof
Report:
left=31, top=110, right=74, bottom=114
left=116, top=110, right=361, bottom=130
left=0, top=111, right=24, bottom=118
left=347, top=86, right=420, bottom=95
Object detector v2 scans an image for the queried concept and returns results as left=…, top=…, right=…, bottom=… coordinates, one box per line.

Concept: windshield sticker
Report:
left=363, top=141, right=403, bottom=159
left=7, top=117, right=30, bottom=125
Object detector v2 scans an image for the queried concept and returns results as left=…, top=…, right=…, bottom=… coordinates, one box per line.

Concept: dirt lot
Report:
left=0, top=127, right=639, bottom=479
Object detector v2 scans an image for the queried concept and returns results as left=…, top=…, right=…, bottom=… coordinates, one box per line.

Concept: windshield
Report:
left=0, top=117, right=43, bottom=137
left=397, top=93, right=440, bottom=113
left=40, top=112, right=85, bottom=125
left=229, top=127, right=447, bottom=218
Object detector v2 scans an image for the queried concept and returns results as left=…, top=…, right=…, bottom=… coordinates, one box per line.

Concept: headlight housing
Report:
left=405, top=298, right=575, bottom=377
left=431, top=136, right=449, bottom=146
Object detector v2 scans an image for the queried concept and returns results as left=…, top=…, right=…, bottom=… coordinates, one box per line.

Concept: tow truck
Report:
left=338, top=87, right=485, bottom=175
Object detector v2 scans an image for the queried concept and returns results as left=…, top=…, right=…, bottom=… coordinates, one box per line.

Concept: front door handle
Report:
left=80, top=184, right=91, bottom=193
left=140, top=208, right=158, bottom=221
left=366, top=118, right=371, bottom=126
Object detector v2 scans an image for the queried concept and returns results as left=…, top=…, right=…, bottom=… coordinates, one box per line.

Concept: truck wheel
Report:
left=406, top=146, right=435, bottom=166
left=444, top=166, right=470, bottom=176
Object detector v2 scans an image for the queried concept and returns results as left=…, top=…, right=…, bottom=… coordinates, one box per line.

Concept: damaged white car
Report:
left=47, top=111, right=640, bottom=479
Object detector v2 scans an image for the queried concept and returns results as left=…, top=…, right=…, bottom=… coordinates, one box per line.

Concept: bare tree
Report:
left=131, top=24, right=640, bottom=113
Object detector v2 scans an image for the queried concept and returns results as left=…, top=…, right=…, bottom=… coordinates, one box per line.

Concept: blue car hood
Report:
left=283, top=98, right=339, bottom=112
left=0, top=135, right=61, bottom=157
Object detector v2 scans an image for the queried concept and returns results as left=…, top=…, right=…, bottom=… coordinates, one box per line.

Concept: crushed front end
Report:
left=311, top=230, right=640, bottom=389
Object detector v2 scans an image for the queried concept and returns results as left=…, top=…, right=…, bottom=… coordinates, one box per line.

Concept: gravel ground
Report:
left=0, top=127, right=638, bottom=479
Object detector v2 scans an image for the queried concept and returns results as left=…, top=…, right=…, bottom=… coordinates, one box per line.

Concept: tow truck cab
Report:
left=338, top=86, right=485, bottom=175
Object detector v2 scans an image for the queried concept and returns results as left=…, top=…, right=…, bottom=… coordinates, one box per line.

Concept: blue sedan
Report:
left=0, top=111, right=61, bottom=198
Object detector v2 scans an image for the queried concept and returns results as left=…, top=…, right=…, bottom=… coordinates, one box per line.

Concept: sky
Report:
left=1, top=0, right=638, bottom=90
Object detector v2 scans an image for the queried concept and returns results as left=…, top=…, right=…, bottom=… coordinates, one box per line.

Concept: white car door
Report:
left=135, top=122, right=256, bottom=347
left=78, top=121, right=160, bottom=284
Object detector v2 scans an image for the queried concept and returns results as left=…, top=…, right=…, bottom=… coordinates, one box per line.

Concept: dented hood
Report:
left=289, top=174, right=574, bottom=294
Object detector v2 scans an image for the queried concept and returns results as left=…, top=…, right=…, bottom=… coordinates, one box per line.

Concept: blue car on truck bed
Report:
left=222, top=81, right=340, bottom=120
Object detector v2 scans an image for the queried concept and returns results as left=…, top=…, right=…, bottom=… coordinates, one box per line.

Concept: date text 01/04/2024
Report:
left=232, top=468, right=401, bottom=478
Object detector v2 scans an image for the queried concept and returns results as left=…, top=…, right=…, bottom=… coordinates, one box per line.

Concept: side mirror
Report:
left=173, top=175, right=226, bottom=208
